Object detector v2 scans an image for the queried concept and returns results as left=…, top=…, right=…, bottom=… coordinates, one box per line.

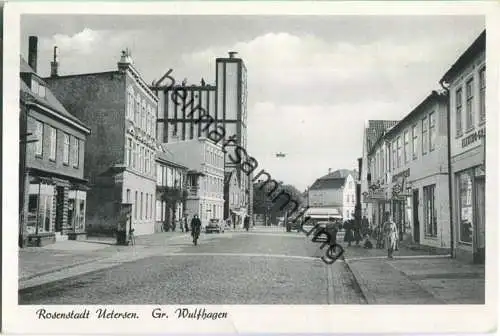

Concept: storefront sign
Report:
left=363, top=190, right=387, bottom=203
left=392, top=168, right=410, bottom=182
left=461, top=127, right=485, bottom=148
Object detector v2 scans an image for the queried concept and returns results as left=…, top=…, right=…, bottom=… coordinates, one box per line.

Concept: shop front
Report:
left=23, top=172, right=89, bottom=246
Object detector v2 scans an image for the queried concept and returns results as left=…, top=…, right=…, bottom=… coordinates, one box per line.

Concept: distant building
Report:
left=360, top=120, right=399, bottom=226
left=441, top=30, right=486, bottom=263
left=308, top=169, right=357, bottom=220
left=45, top=49, right=159, bottom=236
left=224, top=167, right=245, bottom=228
left=155, top=149, right=188, bottom=233
left=19, top=36, right=91, bottom=247
left=162, top=138, right=225, bottom=227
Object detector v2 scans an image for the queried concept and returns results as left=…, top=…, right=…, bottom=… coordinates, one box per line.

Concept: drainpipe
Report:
left=440, top=79, right=454, bottom=258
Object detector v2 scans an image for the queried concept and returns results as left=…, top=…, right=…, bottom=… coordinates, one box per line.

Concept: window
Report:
left=396, top=136, right=402, bottom=168
left=392, top=141, right=396, bottom=170
left=132, top=141, right=137, bottom=169
left=404, top=130, right=410, bottom=163
left=466, top=78, right=474, bottom=131
left=34, top=120, right=43, bottom=156
left=135, top=94, right=141, bottom=125
left=127, top=87, right=134, bottom=120
left=423, top=184, right=437, bottom=237
left=422, top=117, right=428, bottom=155
left=63, top=133, right=70, bottom=165
left=145, top=149, right=149, bottom=174
left=139, top=146, right=144, bottom=172
left=134, top=191, right=138, bottom=219
left=140, top=192, right=143, bottom=219
left=157, top=164, right=163, bottom=185
left=126, top=189, right=131, bottom=203
left=458, top=171, right=473, bottom=244
left=142, top=100, right=147, bottom=131
left=38, top=85, right=46, bottom=98
left=31, top=79, right=39, bottom=94
left=48, top=126, right=57, bottom=161
left=455, top=88, right=463, bottom=137
left=429, top=112, right=436, bottom=151
left=156, top=200, right=162, bottom=221
left=145, top=194, right=148, bottom=220
left=126, top=138, right=132, bottom=167
left=412, top=124, right=418, bottom=160
left=71, top=137, right=79, bottom=168
left=479, top=68, right=486, bottom=123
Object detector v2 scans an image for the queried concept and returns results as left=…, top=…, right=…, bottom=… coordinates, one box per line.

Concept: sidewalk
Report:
left=344, top=246, right=485, bottom=304
left=19, top=231, right=188, bottom=285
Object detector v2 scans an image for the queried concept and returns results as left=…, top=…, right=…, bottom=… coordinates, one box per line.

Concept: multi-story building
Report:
left=308, top=169, right=357, bottom=220
left=152, top=51, right=252, bottom=223
left=162, top=138, right=225, bottom=227
left=224, top=167, right=246, bottom=227
left=19, top=36, right=91, bottom=246
left=440, top=30, right=486, bottom=263
left=45, top=49, right=159, bottom=236
left=360, top=120, right=399, bottom=227
left=367, top=91, right=450, bottom=250
left=155, top=149, right=188, bottom=233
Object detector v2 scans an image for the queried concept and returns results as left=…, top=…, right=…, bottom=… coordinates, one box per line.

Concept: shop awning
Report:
left=303, top=207, right=342, bottom=219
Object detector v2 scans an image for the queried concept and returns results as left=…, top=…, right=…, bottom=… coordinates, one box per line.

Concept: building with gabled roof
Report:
left=19, top=36, right=91, bottom=247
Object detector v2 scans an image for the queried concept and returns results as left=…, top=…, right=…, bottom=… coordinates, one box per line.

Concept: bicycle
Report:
left=192, top=228, right=200, bottom=246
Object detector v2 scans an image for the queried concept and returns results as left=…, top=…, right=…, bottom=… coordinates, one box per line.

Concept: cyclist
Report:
left=190, top=214, right=202, bottom=246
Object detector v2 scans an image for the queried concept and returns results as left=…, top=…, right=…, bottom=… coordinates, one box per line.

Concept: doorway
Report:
left=413, top=189, right=420, bottom=244
left=474, top=176, right=485, bottom=264
left=55, top=186, right=65, bottom=232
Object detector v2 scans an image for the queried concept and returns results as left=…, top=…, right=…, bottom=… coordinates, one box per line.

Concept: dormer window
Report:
left=31, top=78, right=46, bottom=98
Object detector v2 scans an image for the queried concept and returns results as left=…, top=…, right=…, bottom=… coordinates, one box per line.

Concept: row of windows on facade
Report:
left=156, top=164, right=184, bottom=188
left=201, top=175, right=224, bottom=195
left=455, top=67, right=486, bottom=137
left=125, top=137, right=154, bottom=177
left=32, top=119, right=80, bottom=168
left=125, top=189, right=154, bottom=221
left=371, top=111, right=437, bottom=181
left=127, top=87, right=156, bottom=138
left=206, top=147, right=224, bottom=168
left=200, top=203, right=223, bottom=221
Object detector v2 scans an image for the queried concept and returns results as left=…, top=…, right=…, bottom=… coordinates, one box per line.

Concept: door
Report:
left=55, top=186, right=65, bottom=232
left=474, top=176, right=485, bottom=263
left=413, top=189, right=420, bottom=243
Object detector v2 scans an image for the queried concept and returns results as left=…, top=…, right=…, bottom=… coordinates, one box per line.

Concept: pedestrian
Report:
left=244, top=215, right=250, bottom=231
left=362, top=216, right=369, bottom=236
left=383, top=212, right=398, bottom=259
left=190, top=214, right=202, bottom=245
left=353, top=219, right=362, bottom=246
left=343, top=220, right=354, bottom=247
left=184, top=215, right=189, bottom=233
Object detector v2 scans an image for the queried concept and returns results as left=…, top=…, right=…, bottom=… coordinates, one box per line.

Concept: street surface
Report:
left=19, top=229, right=366, bottom=305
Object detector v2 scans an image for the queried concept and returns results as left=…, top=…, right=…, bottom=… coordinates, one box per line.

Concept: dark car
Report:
left=205, top=218, right=224, bottom=233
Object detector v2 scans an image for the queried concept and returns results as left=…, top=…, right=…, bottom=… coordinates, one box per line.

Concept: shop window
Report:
left=68, top=190, right=86, bottom=232
left=27, top=183, right=55, bottom=234
left=423, top=184, right=437, bottom=237
left=458, top=171, right=473, bottom=244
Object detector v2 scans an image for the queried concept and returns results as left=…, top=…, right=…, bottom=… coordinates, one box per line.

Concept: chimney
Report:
left=50, top=46, right=59, bottom=77
left=28, top=36, right=38, bottom=72
left=228, top=51, right=238, bottom=59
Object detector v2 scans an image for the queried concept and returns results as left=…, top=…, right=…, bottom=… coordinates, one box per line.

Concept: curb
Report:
left=19, top=256, right=108, bottom=282
left=343, top=259, right=376, bottom=304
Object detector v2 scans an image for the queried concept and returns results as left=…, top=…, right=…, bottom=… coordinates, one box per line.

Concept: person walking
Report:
left=383, top=212, right=398, bottom=259
left=353, top=219, right=362, bottom=246
left=343, top=220, right=354, bottom=247
left=190, top=214, right=202, bottom=246
left=244, top=215, right=250, bottom=232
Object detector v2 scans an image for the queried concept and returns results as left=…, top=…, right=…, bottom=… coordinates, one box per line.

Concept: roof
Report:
left=441, top=30, right=486, bottom=83
left=366, top=120, right=399, bottom=153
left=319, top=169, right=356, bottom=180
left=368, top=91, right=448, bottom=156
left=155, top=149, right=187, bottom=169
left=20, top=57, right=90, bottom=132
left=310, top=177, right=346, bottom=190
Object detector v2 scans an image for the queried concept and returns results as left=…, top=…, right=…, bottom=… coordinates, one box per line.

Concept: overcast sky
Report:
left=21, top=15, right=485, bottom=191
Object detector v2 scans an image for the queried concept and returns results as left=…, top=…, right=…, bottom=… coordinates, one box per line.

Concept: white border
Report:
left=3, top=1, right=499, bottom=334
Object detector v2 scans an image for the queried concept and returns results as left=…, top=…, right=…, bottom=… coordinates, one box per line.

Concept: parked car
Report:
left=205, top=218, right=224, bottom=233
